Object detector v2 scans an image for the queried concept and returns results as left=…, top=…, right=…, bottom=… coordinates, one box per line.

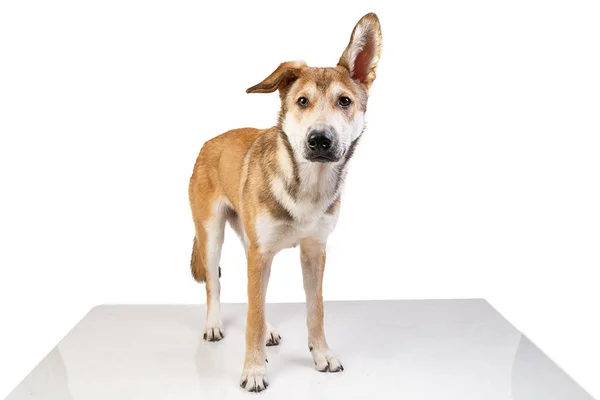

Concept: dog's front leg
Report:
left=240, top=246, right=273, bottom=392
left=300, top=239, right=344, bottom=373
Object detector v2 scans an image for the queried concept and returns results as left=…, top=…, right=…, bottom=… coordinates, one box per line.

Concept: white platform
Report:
left=5, top=300, right=594, bottom=400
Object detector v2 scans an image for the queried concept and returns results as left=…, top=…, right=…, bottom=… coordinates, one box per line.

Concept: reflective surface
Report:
left=6, top=300, right=594, bottom=400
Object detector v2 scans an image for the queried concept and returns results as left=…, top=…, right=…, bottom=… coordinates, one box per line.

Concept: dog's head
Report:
left=246, top=13, right=382, bottom=163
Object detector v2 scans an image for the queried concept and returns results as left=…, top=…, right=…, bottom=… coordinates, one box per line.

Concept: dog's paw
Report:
left=265, top=326, right=281, bottom=346
left=310, top=347, right=344, bottom=373
left=240, top=365, right=269, bottom=392
left=203, top=322, right=224, bottom=342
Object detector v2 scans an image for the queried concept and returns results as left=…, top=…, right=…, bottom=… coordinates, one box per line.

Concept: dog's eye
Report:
left=297, top=97, right=309, bottom=108
left=338, top=96, right=352, bottom=108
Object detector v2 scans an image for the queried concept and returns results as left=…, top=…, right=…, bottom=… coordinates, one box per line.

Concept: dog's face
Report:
left=247, top=13, right=382, bottom=163
left=279, top=67, right=367, bottom=163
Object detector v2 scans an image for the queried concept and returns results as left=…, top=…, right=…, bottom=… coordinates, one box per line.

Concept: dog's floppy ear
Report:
left=338, top=13, right=382, bottom=89
left=246, top=61, right=306, bottom=94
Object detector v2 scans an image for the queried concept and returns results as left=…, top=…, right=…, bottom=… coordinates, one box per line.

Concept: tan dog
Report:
left=188, top=13, right=382, bottom=392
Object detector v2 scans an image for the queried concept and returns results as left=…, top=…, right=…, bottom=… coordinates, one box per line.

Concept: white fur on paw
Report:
left=240, top=365, right=268, bottom=392
left=310, top=347, right=344, bottom=372
left=203, top=321, right=224, bottom=342
left=265, top=325, right=281, bottom=346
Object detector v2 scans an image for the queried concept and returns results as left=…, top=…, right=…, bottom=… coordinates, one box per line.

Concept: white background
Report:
left=1, top=0, right=599, bottom=398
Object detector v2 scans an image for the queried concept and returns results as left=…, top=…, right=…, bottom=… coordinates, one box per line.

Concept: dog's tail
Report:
left=190, top=236, right=206, bottom=283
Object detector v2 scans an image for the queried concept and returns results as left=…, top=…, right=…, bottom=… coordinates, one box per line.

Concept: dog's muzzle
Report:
left=305, top=127, right=339, bottom=162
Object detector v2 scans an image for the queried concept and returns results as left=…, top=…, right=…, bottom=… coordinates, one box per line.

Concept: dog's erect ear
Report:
left=246, top=61, right=306, bottom=94
left=338, top=13, right=382, bottom=89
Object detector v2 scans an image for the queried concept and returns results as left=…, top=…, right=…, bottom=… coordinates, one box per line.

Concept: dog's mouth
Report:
left=306, top=154, right=340, bottom=163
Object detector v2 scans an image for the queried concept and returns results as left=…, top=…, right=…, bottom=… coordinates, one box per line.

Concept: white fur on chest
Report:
left=255, top=211, right=338, bottom=253
left=253, top=146, right=344, bottom=254
left=275, top=151, right=342, bottom=220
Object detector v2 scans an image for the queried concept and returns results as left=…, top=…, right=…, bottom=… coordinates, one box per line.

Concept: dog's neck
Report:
left=274, top=129, right=359, bottom=220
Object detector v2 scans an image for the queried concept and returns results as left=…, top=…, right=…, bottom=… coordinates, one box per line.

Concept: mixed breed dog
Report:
left=188, top=12, right=383, bottom=392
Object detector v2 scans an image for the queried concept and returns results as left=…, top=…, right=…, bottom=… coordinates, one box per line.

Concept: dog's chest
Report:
left=254, top=154, right=343, bottom=252
left=255, top=210, right=338, bottom=253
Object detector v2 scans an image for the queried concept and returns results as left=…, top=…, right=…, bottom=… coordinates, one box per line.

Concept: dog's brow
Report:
left=298, top=83, right=316, bottom=99
left=329, top=83, right=349, bottom=98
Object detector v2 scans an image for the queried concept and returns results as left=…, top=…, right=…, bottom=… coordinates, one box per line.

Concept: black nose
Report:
left=307, top=131, right=333, bottom=151
left=305, top=130, right=337, bottom=162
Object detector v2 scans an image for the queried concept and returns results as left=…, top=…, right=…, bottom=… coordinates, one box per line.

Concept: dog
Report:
left=188, top=12, right=382, bottom=392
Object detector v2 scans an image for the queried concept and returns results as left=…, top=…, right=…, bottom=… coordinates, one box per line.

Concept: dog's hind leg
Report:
left=265, top=321, right=281, bottom=346
left=191, top=196, right=228, bottom=342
